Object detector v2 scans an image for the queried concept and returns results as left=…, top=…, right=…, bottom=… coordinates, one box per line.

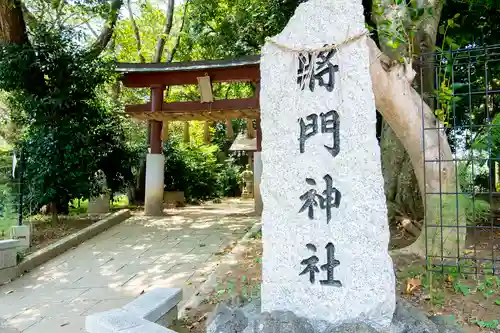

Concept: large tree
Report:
left=179, top=0, right=500, bottom=258
left=0, top=0, right=131, bottom=222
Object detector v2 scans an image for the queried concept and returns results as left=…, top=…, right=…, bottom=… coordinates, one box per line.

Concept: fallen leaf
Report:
left=60, top=322, right=69, bottom=327
left=139, top=290, right=145, bottom=295
left=5, top=290, right=14, bottom=295
left=185, top=282, right=192, bottom=285
left=406, top=278, right=422, bottom=295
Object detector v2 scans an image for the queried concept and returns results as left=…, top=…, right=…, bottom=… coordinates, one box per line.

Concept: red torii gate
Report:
left=116, top=56, right=263, bottom=215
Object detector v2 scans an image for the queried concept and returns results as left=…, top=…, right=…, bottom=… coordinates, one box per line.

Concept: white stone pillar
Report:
left=253, top=152, right=263, bottom=215
left=145, top=153, right=165, bottom=216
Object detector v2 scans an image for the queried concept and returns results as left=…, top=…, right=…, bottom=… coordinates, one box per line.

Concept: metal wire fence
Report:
left=421, top=44, right=500, bottom=277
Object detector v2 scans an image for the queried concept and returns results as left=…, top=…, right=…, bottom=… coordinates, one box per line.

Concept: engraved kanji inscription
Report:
left=320, top=243, right=342, bottom=287
left=320, top=110, right=340, bottom=157
left=300, top=243, right=341, bottom=287
left=298, top=114, right=318, bottom=154
left=298, top=110, right=340, bottom=157
left=297, top=48, right=339, bottom=92
left=299, top=243, right=320, bottom=284
left=299, top=175, right=341, bottom=224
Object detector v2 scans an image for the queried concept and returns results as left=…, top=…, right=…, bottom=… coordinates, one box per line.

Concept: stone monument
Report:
left=240, top=165, right=254, bottom=199
left=259, top=0, right=395, bottom=330
left=205, top=1, right=464, bottom=332
left=88, top=170, right=110, bottom=214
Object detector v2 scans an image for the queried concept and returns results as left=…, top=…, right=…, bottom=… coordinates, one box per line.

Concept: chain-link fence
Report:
left=421, top=44, right=500, bottom=276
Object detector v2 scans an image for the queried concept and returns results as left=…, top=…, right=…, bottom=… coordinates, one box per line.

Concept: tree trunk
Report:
left=368, top=38, right=466, bottom=259
left=90, top=0, right=124, bottom=56
left=0, top=0, right=28, bottom=44
left=372, top=0, right=449, bottom=255
left=381, top=122, right=423, bottom=228
left=50, top=202, right=59, bottom=226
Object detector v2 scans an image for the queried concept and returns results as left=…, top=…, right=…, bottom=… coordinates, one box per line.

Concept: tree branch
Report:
left=152, top=0, right=174, bottom=63
left=85, top=21, right=99, bottom=38
left=90, top=0, right=124, bottom=56
left=20, top=2, right=36, bottom=29
left=166, top=0, right=189, bottom=63
left=127, top=0, right=145, bottom=63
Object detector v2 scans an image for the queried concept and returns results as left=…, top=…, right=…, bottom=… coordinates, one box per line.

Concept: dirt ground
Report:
left=24, top=214, right=105, bottom=254
left=177, top=232, right=500, bottom=333
left=175, top=236, right=263, bottom=333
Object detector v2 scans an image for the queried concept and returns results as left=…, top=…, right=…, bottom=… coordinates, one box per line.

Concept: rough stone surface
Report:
left=206, top=304, right=248, bottom=333
left=326, top=323, right=379, bottom=333
left=0, top=247, right=17, bottom=268
left=259, top=0, right=395, bottom=329
left=205, top=297, right=464, bottom=333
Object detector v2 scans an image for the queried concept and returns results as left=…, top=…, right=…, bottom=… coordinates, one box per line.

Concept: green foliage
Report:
left=0, top=25, right=135, bottom=212
left=163, top=137, right=241, bottom=203
left=471, top=319, right=499, bottom=329
left=0, top=150, right=18, bottom=237
left=180, top=0, right=302, bottom=59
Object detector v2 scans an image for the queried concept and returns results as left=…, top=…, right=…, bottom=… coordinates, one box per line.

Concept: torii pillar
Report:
left=145, top=86, right=165, bottom=216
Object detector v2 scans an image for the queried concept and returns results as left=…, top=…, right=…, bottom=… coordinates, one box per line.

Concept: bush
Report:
left=163, top=138, right=241, bottom=203
left=463, top=197, right=491, bottom=226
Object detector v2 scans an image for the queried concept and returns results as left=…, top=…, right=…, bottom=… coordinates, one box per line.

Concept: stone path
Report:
left=0, top=199, right=257, bottom=332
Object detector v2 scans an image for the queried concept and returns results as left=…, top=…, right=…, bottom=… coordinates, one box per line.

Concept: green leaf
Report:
left=494, top=300, right=500, bottom=305
left=472, top=319, right=499, bottom=328
left=439, top=25, right=446, bottom=35
left=454, top=283, right=471, bottom=296
left=484, top=289, right=494, bottom=299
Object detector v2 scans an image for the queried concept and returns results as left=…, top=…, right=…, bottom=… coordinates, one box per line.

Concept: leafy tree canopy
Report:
left=0, top=24, right=135, bottom=214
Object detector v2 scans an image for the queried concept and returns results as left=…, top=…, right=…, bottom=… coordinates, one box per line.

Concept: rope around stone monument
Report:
left=264, top=29, right=371, bottom=53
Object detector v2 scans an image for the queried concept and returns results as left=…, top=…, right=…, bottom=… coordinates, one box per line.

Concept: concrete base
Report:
left=0, top=239, right=20, bottom=284
left=253, top=152, right=263, bottom=215
left=145, top=154, right=165, bottom=216
left=88, top=194, right=111, bottom=214
left=123, top=288, right=182, bottom=327
left=86, top=288, right=182, bottom=333
left=10, top=225, right=30, bottom=249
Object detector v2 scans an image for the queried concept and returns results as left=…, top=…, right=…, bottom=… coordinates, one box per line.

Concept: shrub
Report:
left=163, top=138, right=241, bottom=203
left=463, top=197, right=491, bottom=226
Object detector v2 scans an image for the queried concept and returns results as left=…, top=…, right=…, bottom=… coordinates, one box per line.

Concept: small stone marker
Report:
left=260, top=0, right=395, bottom=330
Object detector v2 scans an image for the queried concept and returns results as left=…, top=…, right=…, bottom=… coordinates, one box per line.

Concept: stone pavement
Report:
left=0, top=199, right=257, bottom=332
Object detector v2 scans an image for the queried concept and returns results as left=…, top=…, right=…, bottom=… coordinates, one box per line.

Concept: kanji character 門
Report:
left=299, top=243, right=320, bottom=284
left=298, top=113, right=318, bottom=154
left=320, top=110, right=340, bottom=157
left=299, top=175, right=341, bottom=224
left=297, top=48, right=339, bottom=92
left=298, top=110, right=340, bottom=157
